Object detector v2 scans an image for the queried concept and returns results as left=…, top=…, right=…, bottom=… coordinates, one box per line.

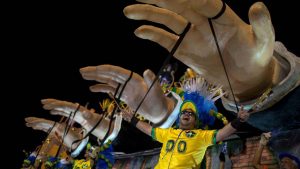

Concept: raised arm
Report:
left=216, top=107, right=249, bottom=142
left=121, top=108, right=153, bottom=137
left=253, top=132, right=271, bottom=168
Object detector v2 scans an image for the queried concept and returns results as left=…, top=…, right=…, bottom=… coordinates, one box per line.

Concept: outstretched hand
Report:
left=41, top=99, right=108, bottom=139
left=237, top=106, right=250, bottom=122
left=80, top=64, right=174, bottom=124
left=25, top=117, right=83, bottom=150
left=260, top=132, right=271, bottom=145
left=124, top=0, right=275, bottom=101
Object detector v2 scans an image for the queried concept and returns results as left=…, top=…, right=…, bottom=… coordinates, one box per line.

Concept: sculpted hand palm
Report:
left=124, top=0, right=275, bottom=100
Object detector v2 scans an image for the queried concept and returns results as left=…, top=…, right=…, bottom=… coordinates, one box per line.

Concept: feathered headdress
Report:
left=176, top=77, right=225, bottom=129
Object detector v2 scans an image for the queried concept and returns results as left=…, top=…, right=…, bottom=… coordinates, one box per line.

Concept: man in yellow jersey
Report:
left=122, top=100, right=249, bottom=169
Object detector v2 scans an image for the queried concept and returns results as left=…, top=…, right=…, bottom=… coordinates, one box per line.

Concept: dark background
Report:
left=5, top=0, right=299, bottom=168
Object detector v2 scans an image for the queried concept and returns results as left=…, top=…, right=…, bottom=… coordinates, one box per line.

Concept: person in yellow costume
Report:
left=153, top=101, right=216, bottom=169
left=122, top=97, right=249, bottom=169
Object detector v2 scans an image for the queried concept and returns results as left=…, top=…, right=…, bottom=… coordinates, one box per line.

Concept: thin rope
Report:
left=69, top=83, right=122, bottom=153
left=32, top=121, right=57, bottom=167
left=56, top=104, right=80, bottom=157
left=133, top=22, right=192, bottom=116
left=100, top=71, right=134, bottom=146
left=208, top=19, right=239, bottom=112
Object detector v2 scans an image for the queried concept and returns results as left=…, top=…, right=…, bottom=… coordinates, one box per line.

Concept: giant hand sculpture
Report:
left=121, top=0, right=300, bottom=133
left=25, top=117, right=82, bottom=151
left=42, top=98, right=122, bottom=141
left=25, top=0, right=300, bottom=160
left=25, top=99, right=122, bottom=157
left=80, top=64, right=175, bottom=125
left=41, top=99, right=108, bottom=139
left=123, top=0, right=276, bottom=102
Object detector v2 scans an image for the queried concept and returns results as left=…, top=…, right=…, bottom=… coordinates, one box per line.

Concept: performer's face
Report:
left=280, top=157, right=298, bottom=169
left=179, top=109, right=196, bottom=130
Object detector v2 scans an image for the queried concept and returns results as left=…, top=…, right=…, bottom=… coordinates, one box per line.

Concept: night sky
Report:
left=6, top=0, right=299, bottom=168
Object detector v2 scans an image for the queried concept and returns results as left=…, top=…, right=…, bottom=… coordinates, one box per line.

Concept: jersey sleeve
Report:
left=151, top=127, right=169, bottom=143
left=197, top=129, right=218, bottom=146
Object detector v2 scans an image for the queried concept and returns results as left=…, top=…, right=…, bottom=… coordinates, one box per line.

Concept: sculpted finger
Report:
left=42, top=99, right=62, bottom=110
left=43, top=100, right=78, bottom=112
left=50, top=110, right=69, bottom=117
left=81, top=65, right=131, bottom=84
left=135, top=0, right=193, bottom=17
left=248, top=2, right=274, bottom=65
left=81, top=65, right=140, bottom=87
left=249, top=2, right=274, bottom=41
left=190, top=0, right=235, bottom=22
left=30, top=125, right=50, bottom=132
left=134, top=25, right=177, bottom=52
left=124, top=4, right=187, bottom=34
left=81, top=70, right=121, bottom=86
left=25, top=117, right=41, bottom=123
left=89, top=84, right=116, bottom=94
left=135, top=0, right=234, bottom=24
left=41, top=98, right=58, bottom=105
left=25, top=117, right=55, bottom=132
left=95, top=65, right=133, bottom=82
left=42, top=99, right=76, bottom=111
left=91, top=76, right=119, bottom=88
left=79, top=66, right=97, bottom=80
left=25, top=117, right=53, bottom=124
left=82, top=73, right=121, bottom=87
left=135, top=0, right=158, bottom=4
left=143, top=69, right=157, bottom=87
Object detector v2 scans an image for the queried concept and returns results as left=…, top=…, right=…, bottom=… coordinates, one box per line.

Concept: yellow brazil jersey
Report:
left=73, top=159, right=92, bottom=169
left=151, top=128, right=217, bottom=169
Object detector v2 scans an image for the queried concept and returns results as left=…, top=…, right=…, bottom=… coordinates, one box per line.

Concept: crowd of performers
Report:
left=22, top=67, right=229, bottom=168
left=22, top=66, right=299, bottom=169
left=22, top=0, right=300, bottom=168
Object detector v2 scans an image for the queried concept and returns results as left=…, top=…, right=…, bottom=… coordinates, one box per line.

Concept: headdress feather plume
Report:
left=178, top=77, right=225, bottom=128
